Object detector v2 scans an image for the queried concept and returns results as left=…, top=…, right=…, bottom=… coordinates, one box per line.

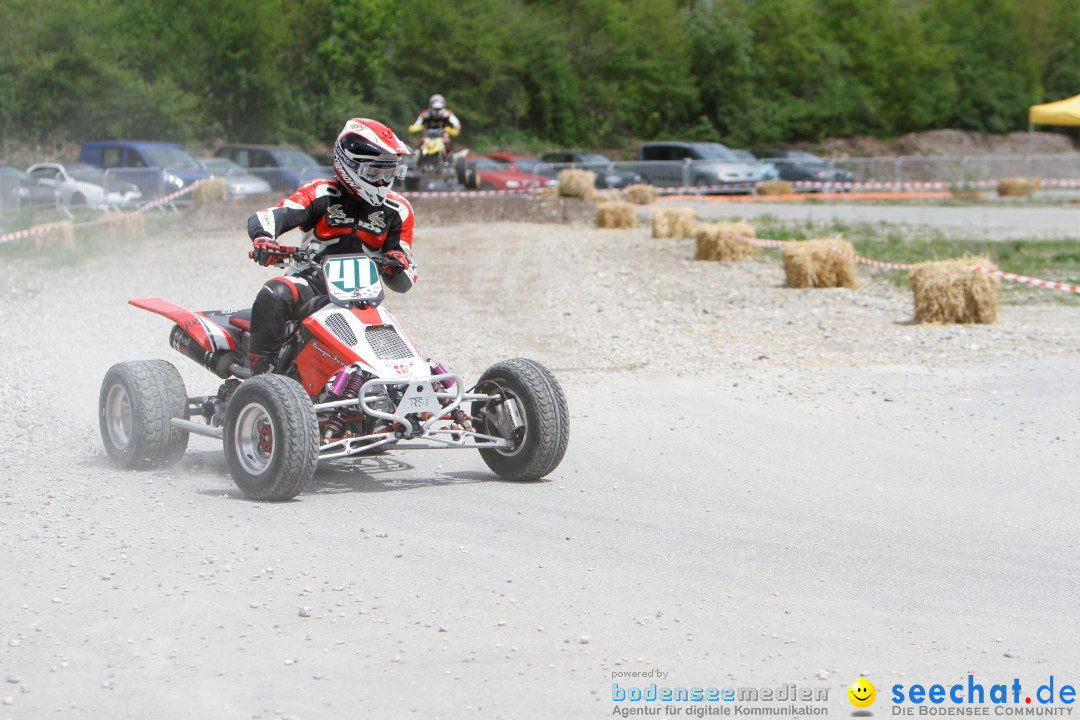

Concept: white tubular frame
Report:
left=312, top=372, right=512, bottom=460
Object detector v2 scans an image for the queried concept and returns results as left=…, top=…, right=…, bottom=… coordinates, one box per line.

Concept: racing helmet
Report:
left=333, top=118, right=412, bottom=206
left=429, top=94, right=446, bottom=111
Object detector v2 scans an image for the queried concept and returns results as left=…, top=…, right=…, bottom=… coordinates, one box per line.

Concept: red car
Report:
left=475, top=154, right=557, bottom=190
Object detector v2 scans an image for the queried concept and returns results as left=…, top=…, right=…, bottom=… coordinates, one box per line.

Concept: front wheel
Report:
left=472, top=358, right=569, bottom=481
left=99, top=360, right=189, bottom=469
left=223, top=374, right=319, bottom=501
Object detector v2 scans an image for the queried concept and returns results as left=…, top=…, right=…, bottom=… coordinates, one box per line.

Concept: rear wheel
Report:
left=99, top=360, right=189, bottom=469
left=472, top=358, right=569, bottom=481
left=223, top=374, right=318, bottom=501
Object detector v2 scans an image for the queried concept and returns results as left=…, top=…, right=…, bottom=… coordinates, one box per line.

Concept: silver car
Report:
left=197, top=157, right=274, bottom=196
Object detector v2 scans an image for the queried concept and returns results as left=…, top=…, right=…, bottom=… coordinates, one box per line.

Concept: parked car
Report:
left=26, top=162, right=142, bottom=210
left=635, top=142, right=764, bottom=191
left=467, top=156, right=557, bottom=190
left=0, top=165, right=57, bottom=213
left=79, top=141, right=211, bottom=200
left=197, top=157, right=274, bottom=196
left=538, top=151, right=642, bottom=189
left=750, top=149, right=855, bottom=185
left=484, top=153, right=557, bottom=180
left=214, top=145, right=327, bottom=193
left=731, top=149, right=781, bottom=181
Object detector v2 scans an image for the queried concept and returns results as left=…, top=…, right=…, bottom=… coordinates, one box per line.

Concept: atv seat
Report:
left=198, top=308, right=253, bottom=348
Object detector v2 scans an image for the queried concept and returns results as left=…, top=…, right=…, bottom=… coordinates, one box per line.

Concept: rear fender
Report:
left=129, top=297, right=235, bottom=352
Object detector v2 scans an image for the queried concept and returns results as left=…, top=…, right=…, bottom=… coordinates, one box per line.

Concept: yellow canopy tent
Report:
left=1029, top=94, right=1080, bottom=126
left=1026, top=95, right=1080, bottom=180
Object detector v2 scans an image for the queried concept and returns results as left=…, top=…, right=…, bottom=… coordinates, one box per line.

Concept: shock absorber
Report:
left=427, top=358, right=472, bottom=432
left=323, top=370, right=366, bottom=442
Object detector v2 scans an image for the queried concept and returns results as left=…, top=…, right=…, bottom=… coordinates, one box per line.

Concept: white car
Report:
left=26, top=162, right=142, bottom=210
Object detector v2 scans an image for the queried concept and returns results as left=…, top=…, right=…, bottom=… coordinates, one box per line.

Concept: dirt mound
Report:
left=814, top=129, right=1076, bottom=157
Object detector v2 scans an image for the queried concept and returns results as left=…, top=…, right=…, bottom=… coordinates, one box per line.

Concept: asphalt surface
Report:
left=1, top=221, right=1077, bottom=719
left=679, top=199, right=1080, bottom=239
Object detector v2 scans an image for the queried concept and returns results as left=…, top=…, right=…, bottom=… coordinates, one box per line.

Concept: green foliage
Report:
left=0, top=0, right=1077, bottom=152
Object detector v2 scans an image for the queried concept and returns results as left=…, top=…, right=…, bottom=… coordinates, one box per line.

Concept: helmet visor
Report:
left=357, top=160, right=408, bottom=184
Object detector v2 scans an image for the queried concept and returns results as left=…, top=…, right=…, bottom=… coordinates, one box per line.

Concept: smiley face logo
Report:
left=848, top=678, right=876, bottom=708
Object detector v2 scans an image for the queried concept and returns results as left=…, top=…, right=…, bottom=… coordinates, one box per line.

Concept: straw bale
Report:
left=651, top=207, right=696, bottom=238
left=193, top=177, right=227, bottom=204
left=780, top=237, right=859, bottom=288
left=909, top=256, right=999, bottom=324
left=623, top=183, right=658, bottom=205
left=32, top=221, right=75, bottom=250
left=693, top=223, right=758, bottom=262
left=558, top=169, right=597, bottom=199
left=996, top=177, right=1040, bottom=196
left=595, top=201, right=637, bottom=229
left=756, top=181, right=794, bottom=196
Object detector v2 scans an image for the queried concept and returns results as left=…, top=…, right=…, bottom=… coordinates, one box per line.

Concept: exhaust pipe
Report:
left=169, top=325, right=237, bottom=379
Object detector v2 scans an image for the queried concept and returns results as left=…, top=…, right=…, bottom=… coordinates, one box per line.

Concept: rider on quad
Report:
left=246, top=118, right=416, bottom=375
left=408, top=94, right=461, bottom=153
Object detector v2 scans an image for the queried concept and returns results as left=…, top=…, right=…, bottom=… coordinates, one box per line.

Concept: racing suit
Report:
left=246, top=178, right=417, bottom=371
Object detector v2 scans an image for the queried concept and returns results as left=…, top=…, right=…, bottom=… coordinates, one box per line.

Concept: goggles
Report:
left=357, top=161, right=408, bottom=183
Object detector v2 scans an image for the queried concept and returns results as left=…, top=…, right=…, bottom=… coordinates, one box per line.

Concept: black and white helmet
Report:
left=332, top=118, right=412, bottom=206
left=429, top=94, right=446, bottom=112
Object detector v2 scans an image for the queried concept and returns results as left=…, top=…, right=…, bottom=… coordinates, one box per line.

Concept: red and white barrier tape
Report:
left=0, top=180, right=210, bottom=245
left=399, top=187, right=540, bottom=199
left=136, top=179, right=206, bottom=212
left=827, top=247, right=915, bottom=271
left=0, top=222, right=68, bottom=246
left=975, top=267, right=1080, bottom=294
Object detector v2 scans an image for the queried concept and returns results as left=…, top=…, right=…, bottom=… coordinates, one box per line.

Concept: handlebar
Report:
left=248, top=244, right=390, bottom=266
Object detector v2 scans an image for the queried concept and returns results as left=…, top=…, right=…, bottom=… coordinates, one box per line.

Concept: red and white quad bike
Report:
left=99, top=249, right=569, bottom=501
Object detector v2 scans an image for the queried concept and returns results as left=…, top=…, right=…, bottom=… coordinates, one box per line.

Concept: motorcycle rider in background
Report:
left=245, top=118, right=417, bottom=375
left=408, top=94, right=462, bottom=153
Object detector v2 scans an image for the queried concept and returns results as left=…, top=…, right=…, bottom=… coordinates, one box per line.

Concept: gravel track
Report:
left=1, top=220, right=1077, bottom=718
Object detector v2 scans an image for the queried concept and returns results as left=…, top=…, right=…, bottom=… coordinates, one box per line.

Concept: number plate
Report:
left=322, top=255, right=381, bottom=301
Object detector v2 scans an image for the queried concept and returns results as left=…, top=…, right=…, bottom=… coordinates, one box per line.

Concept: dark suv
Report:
left=538, top=151, right=642, bottom=189
left=214, top=145, right=328, bottom=193
left=750, top=149, right=855, bottom=184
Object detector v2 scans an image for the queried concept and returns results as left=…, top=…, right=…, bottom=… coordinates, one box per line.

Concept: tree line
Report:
left=1, top=0, right=1078, bottom=154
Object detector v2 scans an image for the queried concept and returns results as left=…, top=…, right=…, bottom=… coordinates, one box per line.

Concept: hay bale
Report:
left=623, top=183, right=658, bottom=205
left=693, top=223, right=758, bottom=262
left=586, top=188, right=619, bottom=203
left=756, top=180, right=794, bottom=196
left=101, top=212, right=146, bottom=238
left=558, top=169, right=597, bottom=199
left=595, top=201, right=637, bottom=229
left=909, top=256, right=999, bottom=324
left=193, top=177, right=227, bottom=204
left=780, top=237, right=859, bottom=289
left=996, top=177, right=1040, bottom=197
left=32, top=221, right=75, bottom=250
left=651, top=207, right=697, bottom=238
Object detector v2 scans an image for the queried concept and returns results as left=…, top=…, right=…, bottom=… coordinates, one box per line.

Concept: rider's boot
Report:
left=248, top=352, right=272, bottom=376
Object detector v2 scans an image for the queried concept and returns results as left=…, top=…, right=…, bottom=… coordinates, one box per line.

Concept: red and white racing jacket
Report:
left=247, top=177, right=417, bottom=292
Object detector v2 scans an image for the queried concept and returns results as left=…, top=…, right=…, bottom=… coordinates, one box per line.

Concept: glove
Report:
left=381, top=250, right=410, bottom=276
left=250, top=238, right=291, bottom=267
